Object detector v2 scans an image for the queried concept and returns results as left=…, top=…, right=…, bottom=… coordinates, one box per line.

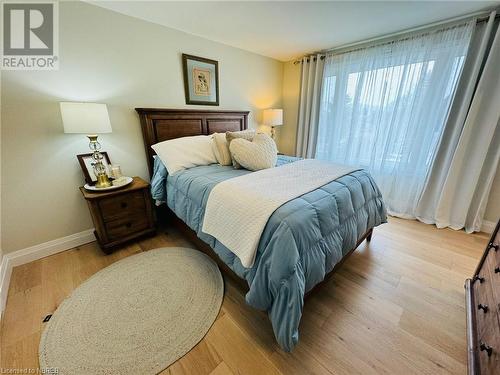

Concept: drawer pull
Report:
left=480, top=343, right=493, bottom=357
left=121, top=202, right=128, bottom=209
left=478, top=304, right=489, bottom=313
left=473, top=275, right=485, bottom=283
left=489, top=242, right=499, bottom=251
left=125, top=222, right=132, bottom=228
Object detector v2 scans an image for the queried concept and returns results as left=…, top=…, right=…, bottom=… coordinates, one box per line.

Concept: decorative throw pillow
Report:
left=211, top=133, right=232, bottom=166
left=226, top=130, right=256, bottom=168
left=229, top=133, right=278, bottom=171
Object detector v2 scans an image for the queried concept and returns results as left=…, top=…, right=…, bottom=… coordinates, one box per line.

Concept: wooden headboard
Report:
left=135, top=108, right=249, bottom=176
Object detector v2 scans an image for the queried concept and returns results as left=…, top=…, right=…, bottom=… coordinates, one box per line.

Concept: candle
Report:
left=110, top=165, right=122, bottom=179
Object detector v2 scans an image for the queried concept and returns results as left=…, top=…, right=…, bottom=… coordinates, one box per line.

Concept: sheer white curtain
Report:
left=316, top=20, right=475, bottom=218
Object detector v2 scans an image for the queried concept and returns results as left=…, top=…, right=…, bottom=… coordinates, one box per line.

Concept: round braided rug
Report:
left=39, top=247, right=223, bottom=375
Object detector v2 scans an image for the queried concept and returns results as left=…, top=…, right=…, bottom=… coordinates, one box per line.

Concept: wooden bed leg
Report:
left=366, top=228, right=373, bottom=242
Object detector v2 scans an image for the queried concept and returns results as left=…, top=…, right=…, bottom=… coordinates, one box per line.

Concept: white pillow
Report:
left=151, top=135, right=217, bottom=175
left=211, top=133, right=232, bottom=166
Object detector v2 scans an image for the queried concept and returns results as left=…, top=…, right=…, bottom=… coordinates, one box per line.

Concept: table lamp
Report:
left=61, top=102, right=113, bottom=188
left=263, top=109, right=283, bottom=140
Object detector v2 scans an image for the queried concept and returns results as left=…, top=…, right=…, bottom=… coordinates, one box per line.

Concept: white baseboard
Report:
left=0, top=255, right=10, bottom=315
left=0, top=229, right=95, bottom=314
left=481, top=220, right=496, bottom=234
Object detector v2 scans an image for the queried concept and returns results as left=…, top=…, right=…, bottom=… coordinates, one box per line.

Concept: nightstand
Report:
left=80, top=176, right=156, bottom=253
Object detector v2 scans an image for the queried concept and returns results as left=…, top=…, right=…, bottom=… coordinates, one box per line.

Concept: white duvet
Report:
left=202, top=159, right=357, bottom=267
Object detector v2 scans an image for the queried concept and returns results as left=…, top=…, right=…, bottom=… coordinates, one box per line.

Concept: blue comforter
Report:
left=151, top=156, right=386, bottom=351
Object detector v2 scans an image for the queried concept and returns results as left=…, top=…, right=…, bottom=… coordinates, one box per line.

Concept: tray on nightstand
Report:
left=84, top=176, right=133, bottom=192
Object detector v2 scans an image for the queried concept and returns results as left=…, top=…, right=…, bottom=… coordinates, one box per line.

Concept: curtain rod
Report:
left=293, top=7, right=498, bottom=64
left=322, top=9, right=497, bottom=55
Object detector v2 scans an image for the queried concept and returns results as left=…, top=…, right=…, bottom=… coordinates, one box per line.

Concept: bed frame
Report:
left=135, top=108, right=373, bottom=295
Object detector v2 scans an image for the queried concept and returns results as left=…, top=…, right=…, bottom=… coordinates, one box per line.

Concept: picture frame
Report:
left=182, top=53, right=219, bottom=106
left=77, top=152, right=112, bottom=185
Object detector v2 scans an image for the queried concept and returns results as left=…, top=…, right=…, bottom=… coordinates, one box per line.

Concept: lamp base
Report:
left=95, top=173, right=112, bottom=188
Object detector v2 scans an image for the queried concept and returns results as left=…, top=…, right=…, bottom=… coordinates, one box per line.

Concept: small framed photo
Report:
left=77, top=152, right=112, bottom=185
left=182, top=53, right=219, bottom=106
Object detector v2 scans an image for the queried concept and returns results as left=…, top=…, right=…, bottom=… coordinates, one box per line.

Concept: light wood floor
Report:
left=0, top=217, right=489, bottom=374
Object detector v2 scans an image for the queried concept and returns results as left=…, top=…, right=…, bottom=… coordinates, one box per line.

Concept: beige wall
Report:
left=0, top=68, right=2, bottom=264
left=0, top=1, right=283, bottom=253
left=276, top=60, right=500, bottom=224
left=277, top=61, right=301, bottom=156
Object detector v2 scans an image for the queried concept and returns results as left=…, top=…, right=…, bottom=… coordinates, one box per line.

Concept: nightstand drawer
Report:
left=81, top=177, right=155, bottom=253
left=105, top=216, right=149, bottom=241
left=99, top=191, right=146, bottom=221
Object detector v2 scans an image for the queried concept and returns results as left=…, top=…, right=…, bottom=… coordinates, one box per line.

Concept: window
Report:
left=316, top=22, right=474, bottom=217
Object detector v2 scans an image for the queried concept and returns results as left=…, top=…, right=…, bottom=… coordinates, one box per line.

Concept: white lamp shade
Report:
left=263, top=109, right=283, bottom=127
left=60, top=102, right=112, bottom=134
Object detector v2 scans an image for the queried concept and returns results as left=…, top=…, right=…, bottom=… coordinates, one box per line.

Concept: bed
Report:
left=136, top=108, right=387, bottom=351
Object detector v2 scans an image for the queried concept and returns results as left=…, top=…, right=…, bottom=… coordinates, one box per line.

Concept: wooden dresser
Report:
left=466, top=219, right=500, bottom=375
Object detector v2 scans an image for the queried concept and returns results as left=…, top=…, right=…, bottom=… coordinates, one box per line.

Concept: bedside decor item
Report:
left=84, top=176, right=133, bottom=192
left=229, top=133, right=278, bottom=171
left=263, top=108, right=283, bottom=140
left=61, top=102, right=113, bottom=188
left=109, top=164, right=130, bottom=185
left=182, top=54, right=219, bottom=106
left=39, top=247, right=223, bottom=375
left=77, top=152, right=112, bottom=185
left=80, top=176, right=155, bottom=253
left=109, top=164, right=122, bottom=179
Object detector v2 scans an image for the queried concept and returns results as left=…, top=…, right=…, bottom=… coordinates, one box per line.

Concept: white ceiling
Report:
left=92, top=1, right=499, bottom=61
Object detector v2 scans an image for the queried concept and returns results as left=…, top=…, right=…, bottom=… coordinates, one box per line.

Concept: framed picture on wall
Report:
left=182, top=54, right=219, bottom=106
left=77, top=152, right=112, bottom=185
